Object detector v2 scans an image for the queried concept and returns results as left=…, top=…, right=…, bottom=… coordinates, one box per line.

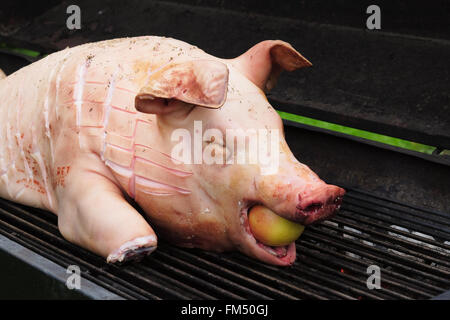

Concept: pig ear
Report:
left=135, top=60, right=229, bottom=114
left=232, top=40, right=312, bottom=91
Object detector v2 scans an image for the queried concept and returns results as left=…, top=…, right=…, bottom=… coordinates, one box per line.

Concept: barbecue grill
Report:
left=0, top=0, right=449, bottom=300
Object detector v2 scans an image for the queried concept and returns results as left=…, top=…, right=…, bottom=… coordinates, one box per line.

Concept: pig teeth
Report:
left=266, top=247, right=278, bottom=256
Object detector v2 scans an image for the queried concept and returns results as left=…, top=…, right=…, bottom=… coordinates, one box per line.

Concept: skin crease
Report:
left=0, top=36, right=344, bottom=265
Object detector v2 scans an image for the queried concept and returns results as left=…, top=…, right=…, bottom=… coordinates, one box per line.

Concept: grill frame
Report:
left=0, top=184, right=448, bottom=300
left=0, top=1, right=449, bottom=299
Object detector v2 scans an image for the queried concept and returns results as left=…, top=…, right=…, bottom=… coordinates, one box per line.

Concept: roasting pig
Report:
left=0, top=36, right=345, bottom=266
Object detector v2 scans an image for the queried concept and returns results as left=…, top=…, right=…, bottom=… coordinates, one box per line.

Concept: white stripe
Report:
left=15, top=93, right=33, bottom=182
left=101, top=71, right=117, bottom=161
left=105, top=159, right=133, bottom=177
left=15, top=187, right=26, bottom=200
left=0, top=174, right=12, bottom=198
left=74, top=63, right=87, bottom=147
left=31, top=151, right=53, bottom=210
left=43, top=63, right=59, bottom=165
left=55, top=50, right=72, bottom=119
left=5, top=124, right=15, bottom=170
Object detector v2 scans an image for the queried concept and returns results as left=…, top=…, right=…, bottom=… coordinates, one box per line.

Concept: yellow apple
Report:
left=248, top=205, right=305, bottom=246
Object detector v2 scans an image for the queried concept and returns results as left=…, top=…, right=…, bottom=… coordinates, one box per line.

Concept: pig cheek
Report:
left=196, top=164, right=246, bottom=203
left=136, top=192, right=232, bottom=250
left=135, top=192, right=193, bottom=243
left=160, top=212, right=230, bottom=251
left=226, top=164, right=260, bottom=196
left=189, top=211, right=232, bottom=251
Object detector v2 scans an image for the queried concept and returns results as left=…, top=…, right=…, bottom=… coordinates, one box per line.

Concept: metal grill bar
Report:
left=331, top=215, right=450, bottom=260
left=302, top=231, right=448, bottom=285
left=0, top=187, right=449, bottom=299
left=343, top=199, right=450, bottom=239
left=126, top=264, right=216, bottom=299
left=346, top=194, right=450, bottom=227
left=348, top=189, right=450, bottom=220
left=229, top=254, right=358, bottom=300
left=295, top=247, right=431, bottom=299
left=196, top=251, right=330, bottom=299
left=145, top=252, right=244, bottom=299
left=313, top=223, right=450, bottom=271
left=153, top=247, right=286, bottom=299
left=0, top=207, right=187, bottom=299
left=0, top=220, right=151, bottom=299
left=297, top=238, right=446, bottom=296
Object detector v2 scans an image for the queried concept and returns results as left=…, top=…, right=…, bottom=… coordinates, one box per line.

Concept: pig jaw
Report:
left=136, top=193, right=234, bottom=252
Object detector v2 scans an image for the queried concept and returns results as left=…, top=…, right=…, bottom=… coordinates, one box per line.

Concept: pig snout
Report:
left=258, top=183, right=345, bottom=226
left=295, top=184, right=345, bottom=225
left=254, top=166, right=345, bottom=227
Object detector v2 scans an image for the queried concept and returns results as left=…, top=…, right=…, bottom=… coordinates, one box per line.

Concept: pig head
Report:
left=131, top=40, right=345, bottom=266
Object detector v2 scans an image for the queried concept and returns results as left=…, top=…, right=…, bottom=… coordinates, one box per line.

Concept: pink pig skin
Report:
left=0, top=36, right=344, bottom=266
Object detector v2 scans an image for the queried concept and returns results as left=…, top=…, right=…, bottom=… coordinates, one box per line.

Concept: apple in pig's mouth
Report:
left=239, top=203, right=301, bottom=266
left=239, top=198, right=343, bottom=266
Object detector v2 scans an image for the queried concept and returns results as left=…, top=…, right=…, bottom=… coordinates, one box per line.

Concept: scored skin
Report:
left=0, top=36, right=211, bottom=262
left=0, top=36, right=344, bottom=265
left=0, top=36, right=242, bottom=262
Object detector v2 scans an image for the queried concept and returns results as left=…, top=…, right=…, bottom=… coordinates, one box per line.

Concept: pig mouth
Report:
left=239, top=194, right=344, bottom=266
left=239, top=204, right=297, bottom=266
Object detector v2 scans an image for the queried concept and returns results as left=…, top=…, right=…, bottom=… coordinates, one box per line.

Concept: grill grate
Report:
left=0, top=187, right=448, bottom=300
